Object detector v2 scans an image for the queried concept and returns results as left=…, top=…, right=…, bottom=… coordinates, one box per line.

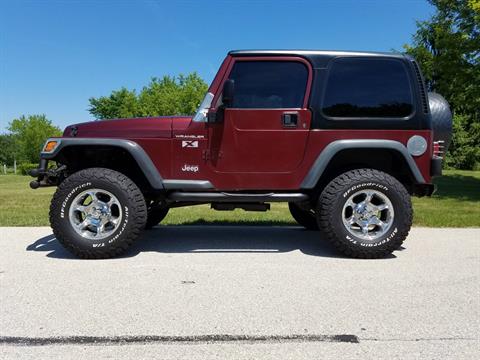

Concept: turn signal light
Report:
left=43, top=140, right=59, bottom=153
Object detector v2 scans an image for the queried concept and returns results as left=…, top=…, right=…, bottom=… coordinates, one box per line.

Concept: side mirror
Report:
left=222, top=79, right=234, bottom=107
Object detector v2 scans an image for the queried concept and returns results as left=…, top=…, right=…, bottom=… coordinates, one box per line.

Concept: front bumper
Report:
left=28, top=158, right=65, bottom=189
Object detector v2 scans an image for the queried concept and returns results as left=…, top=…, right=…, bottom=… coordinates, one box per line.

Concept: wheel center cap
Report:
left=354, top=204, right=377, bottom=221
left=355, top=203, right=366, bottom=214
left=90, top=203, right=109, bottom=218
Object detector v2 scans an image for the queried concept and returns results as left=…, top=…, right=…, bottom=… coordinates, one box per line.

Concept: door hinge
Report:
left=202, top=150, right=223, bottom=160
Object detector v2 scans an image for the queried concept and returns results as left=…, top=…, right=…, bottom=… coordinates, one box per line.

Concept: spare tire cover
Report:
left=428, top=92, right=453, bottom=151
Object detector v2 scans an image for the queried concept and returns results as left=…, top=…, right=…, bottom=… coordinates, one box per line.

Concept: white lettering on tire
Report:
left=104, top=206, right=129, bottom=246
left=343, top=182, right=389, bottom=198
left=346, top=227, right=398, bottom=247
left=60, top=182, right=92, bottom=218
left=343, top=183, right=396, bottom=247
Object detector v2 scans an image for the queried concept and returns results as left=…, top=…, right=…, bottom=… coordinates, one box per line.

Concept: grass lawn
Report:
left=0, top=170, right=479, bottom=227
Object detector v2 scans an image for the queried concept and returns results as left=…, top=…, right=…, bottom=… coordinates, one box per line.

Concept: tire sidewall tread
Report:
left=317, top=169, right=412, bottom=258
left=49, top=168, right=147, bottom=259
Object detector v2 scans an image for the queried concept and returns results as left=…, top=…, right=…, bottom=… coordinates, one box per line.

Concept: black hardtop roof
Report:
left=228, top=50, right=410, bottom=68
left=229, top=49, right=406, bottom=58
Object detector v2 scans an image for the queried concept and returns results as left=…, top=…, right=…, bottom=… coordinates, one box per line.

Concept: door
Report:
left=208, top=58, right=312, bottom=175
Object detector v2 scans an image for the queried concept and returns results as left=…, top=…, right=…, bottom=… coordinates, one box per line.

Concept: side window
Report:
left=228, top=61, right=308, bottom=108
left=322, top=58, right=413, bottom=118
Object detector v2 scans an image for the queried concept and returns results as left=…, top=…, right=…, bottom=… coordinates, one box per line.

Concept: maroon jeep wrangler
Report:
left=30, top=50, right=452, bottom=259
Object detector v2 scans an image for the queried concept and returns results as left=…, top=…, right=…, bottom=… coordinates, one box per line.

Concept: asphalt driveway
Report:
left=1, top=226, right=479, bottom=359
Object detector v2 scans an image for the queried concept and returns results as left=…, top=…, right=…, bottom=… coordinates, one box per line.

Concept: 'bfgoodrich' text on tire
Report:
left=49, top=168, right=147, bottom=259
left=317, top=169, right=412, bottom=259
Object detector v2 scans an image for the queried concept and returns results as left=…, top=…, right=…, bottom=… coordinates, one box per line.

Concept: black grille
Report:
left=411, top=61, right=429, bottom=114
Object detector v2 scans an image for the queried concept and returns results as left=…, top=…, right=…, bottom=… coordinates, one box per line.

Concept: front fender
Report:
left=38, top=138, right=164, bottom=189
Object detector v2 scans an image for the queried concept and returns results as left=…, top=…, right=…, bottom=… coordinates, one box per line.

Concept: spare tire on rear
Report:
left=428, top=92, right=452, bottom=152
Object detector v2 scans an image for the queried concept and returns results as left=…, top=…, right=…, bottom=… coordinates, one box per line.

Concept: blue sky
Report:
left=0, top=0, right=433, bottom=130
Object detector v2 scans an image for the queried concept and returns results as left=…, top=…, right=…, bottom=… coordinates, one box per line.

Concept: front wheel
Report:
left=50, top=168, right=147, bottom=259
left=317, top=169, right=412, bottom=259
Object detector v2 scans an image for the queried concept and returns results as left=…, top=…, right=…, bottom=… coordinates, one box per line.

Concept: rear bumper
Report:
left=412, top=157, right=442, bottom=197
left=413, top=183, right=436, bottom=197
left=431, top=156, right=443, bottom=177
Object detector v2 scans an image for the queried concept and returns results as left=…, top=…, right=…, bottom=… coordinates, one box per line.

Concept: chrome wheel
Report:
left=342, top=189, right=394, bottom=241
left=68, top=189, right=123, bottom=240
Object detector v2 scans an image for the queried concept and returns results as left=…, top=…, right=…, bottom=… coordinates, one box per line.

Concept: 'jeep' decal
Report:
left=182, top=164, right=199, bottom=172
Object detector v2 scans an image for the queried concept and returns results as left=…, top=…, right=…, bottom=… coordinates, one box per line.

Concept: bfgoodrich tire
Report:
left=317, top=169, right=412, bottom=259
left=288, top=202, right=319, bottom=230
left=49, top=168, right=147, bottom=259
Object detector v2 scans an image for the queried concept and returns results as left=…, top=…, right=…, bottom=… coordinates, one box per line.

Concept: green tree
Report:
left=88, top=88, right=139, bottom=119
left=7, top=115, right=62, bottom=163
left=404, top=0, right=480, bottom=169
left=0, top=134, right=17, bottom=165
left=88, top=72, right=208, bottom=119
left=173, top=73, right=210, bottom=116
left=137, top=76, right=183, bottom=116
left=444, top=114, right=480, bottom=169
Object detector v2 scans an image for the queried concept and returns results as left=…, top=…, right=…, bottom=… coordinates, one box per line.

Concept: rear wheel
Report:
left=288, top=202, right=318, bottom=230
left=317, top=169, right=412, bottom=258
left=50, top=168, right=147, bottom=259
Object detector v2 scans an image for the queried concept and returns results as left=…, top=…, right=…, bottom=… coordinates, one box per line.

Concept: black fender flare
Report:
left=41, top=138, right=165, bottom=189
left=300, top=139, right=426, bottom=189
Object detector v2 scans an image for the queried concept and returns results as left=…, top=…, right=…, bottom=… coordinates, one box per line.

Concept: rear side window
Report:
left=322, top=58, right=413, bottom=118
left=228, top=61, right=308, bottom=108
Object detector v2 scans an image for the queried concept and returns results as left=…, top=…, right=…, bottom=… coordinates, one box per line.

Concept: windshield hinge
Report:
left=202, top=150, right=223, bottom=160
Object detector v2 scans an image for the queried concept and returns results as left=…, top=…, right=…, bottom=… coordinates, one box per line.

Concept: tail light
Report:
left=433, top=140, right=445, bottom=158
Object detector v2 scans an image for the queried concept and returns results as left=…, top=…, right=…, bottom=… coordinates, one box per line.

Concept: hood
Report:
left=63, top=116, right=193, bottom=139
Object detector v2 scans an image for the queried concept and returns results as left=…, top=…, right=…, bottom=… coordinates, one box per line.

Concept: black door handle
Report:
left=282, top=113, right=298, bottom=127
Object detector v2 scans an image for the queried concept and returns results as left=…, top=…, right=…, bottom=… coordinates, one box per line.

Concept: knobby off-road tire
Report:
left=50, top=168, right=147, bottom=259
left=288, top=202, right=319, bottom=230
left=145, top=207, right=169, bottom=229
left=317, top=169, right=412, bottom=259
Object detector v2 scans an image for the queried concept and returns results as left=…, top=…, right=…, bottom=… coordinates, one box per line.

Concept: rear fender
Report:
left=300, top=139, right=426, bottom=189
